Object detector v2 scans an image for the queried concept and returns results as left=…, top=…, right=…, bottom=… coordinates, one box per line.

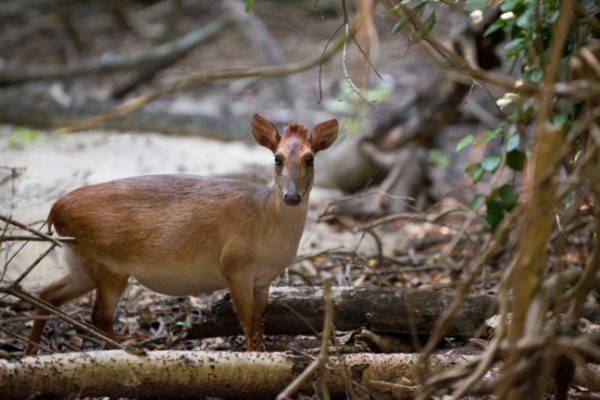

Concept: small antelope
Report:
left=26, top=113, right=338, bottom=354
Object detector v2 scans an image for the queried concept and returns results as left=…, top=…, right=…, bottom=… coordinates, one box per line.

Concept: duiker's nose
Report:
left=284, top=193, right=302, bottom=206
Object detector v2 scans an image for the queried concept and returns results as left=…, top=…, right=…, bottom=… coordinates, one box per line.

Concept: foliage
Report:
left=324, top=79, right=393, bottom=136
left=391, top=0, right=598, bottom=231
left=8, top=127, right=40, bottom=150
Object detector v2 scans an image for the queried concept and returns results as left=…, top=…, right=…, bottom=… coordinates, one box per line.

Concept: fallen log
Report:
left=0, top=350, right=476, bottom=399
left=2, top=349, right=597, bottom=399
left=0, top=93, right=249, bottom=141
left=189, top=287, right=498, bottom=340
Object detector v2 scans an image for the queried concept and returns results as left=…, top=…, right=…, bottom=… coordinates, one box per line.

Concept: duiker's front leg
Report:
left=253, top=287, right=270, bottom=351
left=226, top=271, right=257, bottom=351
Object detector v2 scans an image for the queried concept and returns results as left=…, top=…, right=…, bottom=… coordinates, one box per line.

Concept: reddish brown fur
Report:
left=26, top=113, right=338, bottom=354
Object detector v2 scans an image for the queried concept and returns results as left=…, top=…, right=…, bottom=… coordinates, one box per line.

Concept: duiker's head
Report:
left=252, top=113, right=338, bottom=207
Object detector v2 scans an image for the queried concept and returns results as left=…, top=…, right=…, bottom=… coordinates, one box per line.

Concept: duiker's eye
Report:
left=305, top=154, right=314, bottom=166
left=274, top=154, right=283, bottom=166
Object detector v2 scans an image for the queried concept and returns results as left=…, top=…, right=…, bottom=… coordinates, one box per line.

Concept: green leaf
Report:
left=456, top=134, right=475, bottom=151
left=427, top=148, right=450, bottom=168
left=505, top=38, right=525, bottom=52
left=482, top=128, right=501, bottom=142
left=464, top=0, right=488, bottom=12
left=324, top=98, right=352, bottom=114
left=505, top=134, right=520, bottom=152
left=9, top=127, right=40, bottom=149
left=552, top=111, right=568, bottom=125
left=387, top=2, right=402, bottom=15
left=506, top=150, right=526, bottom=171
left=391, top=17, right=410, bottom=34
left=245, top=0, right=255, bottom=12
left=481, top=155, right=501, bottom=172
left=469, top=193, right=485, bottom=210
left=465, top=163, right=485, bottom=183
left=516, top=6, right=534, bottom=28
left=413, top=11, right=436, bottom=43
left=500, top=0, right=520, bottom=12
left=499, top=184, right=518, bottom=210
left=484, top=19, right=504, bottom=36
left=485, top=199, right=505, bottom=231
left=413, top=2, right=428, bottom=16
left=62, top=328, right=77, bottom=337
left=528, top=66, right=543, bottom=83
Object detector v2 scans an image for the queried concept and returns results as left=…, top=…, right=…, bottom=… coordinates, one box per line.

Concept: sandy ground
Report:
left=0, top=127, right=385, bottom=293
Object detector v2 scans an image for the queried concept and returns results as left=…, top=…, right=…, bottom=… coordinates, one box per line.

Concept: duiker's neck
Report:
left=264, top=187, right=310, bottom=236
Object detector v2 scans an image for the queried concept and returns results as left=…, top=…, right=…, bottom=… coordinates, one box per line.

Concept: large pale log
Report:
left=0, top=350, right=475, bottom=399
left=189, top=287, right=498, bottom=340
left=1, top=349, right=596, bottom=399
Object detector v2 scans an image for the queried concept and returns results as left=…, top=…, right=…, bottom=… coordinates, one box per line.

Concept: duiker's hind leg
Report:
left=90, top=269, right=129, bottom=346
left=26, top=268, right=95, bottom=355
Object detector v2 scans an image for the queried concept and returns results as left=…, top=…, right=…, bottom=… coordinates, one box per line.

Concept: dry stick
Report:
left=0, top=235, right=75, bottom=243
left=0, top=215, right=62, bottom=247
left=317, top=22, right=345, bottom=104
left=0, top=286, right=123, bottom=351
left=9, top=243, right=56, bottom=289
left=277, top=279, right=334, bottom=400
left=447, top=258, right=518, bottom=399
left=417, top=209, right=518, bottom=373
left=358, top=207, right=468, bottom=230
left=0, top=325, right=53, bottom=354
left=0, top=315, right=54, bottom=325
left=340, top=0, right=373, bottom=107
left=63, top=26, right=353, bottom=133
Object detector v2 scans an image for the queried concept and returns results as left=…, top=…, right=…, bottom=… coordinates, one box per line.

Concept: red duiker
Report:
left=26, top=113, right=338, bottom=354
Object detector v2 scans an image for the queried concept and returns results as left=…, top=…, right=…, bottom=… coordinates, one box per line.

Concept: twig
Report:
left=317, top=23, right=345, bottom=104
left=277, top=279, right=334, bottom=400
left=340, top=0, right=373, bottom=107
left=9, top=243, right=56, bottom=288
left=0, top=326, right=53, bottom=354
left=0, top=286, right=123, bottom=351
left=0, top=215, right=61, bottom=247
left=0, top=235, right=75, bottom=243
left=0, top=315, right=54, bottom=325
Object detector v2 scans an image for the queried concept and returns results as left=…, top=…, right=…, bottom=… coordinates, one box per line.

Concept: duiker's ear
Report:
left=252, top=113, right=280, bottom=152
left=311, top=119, right=338, bottom=152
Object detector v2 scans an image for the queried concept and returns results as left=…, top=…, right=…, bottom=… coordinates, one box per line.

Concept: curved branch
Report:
left=62, top=25, right=354, bottom=132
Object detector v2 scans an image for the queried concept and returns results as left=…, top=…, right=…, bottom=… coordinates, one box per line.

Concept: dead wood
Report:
left=0, top=18, right=227, bottom=87
left=0, top=93, right=249, bottom=141
left=1, top=349, right=597, bottom=399
left=0, top=349, right=477, bottom=399
left=188, top=287, right=498, bottom=340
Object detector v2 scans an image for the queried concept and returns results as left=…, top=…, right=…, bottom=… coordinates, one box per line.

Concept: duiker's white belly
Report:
left=129, top=259, right=229, bottom=296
